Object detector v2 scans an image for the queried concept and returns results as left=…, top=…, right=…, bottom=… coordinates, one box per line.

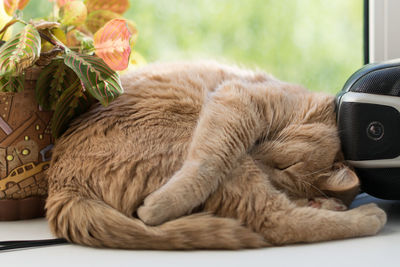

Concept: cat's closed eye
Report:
left=276, top=161, right=301, bottom=171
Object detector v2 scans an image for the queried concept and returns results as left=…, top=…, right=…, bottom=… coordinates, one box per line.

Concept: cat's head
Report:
left=253, top=92, right=359, bottom=206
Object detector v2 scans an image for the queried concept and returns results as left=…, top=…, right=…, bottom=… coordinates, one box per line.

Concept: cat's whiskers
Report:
left=296, top=165, right=333, bottom=178
left=286, top=164, right=336, bottom=199
left=298, top=179, right=330, bottom=199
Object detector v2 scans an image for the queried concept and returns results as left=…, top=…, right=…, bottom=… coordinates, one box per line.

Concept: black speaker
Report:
left=336, top=58, right=400, bottom=199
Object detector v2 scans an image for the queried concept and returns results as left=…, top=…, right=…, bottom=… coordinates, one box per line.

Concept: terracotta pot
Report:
left=0, top=67, right=53, bottom=220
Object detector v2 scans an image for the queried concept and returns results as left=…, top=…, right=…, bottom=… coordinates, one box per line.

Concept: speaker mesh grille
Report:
left=343, top=64, right=400, bottom=200
left=350, top=66, right=400, bottom=96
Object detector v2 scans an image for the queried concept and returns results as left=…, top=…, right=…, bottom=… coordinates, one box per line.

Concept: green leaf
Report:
left=63, top=51, right=123, bottom=106
left=35, top=59, right=79, bottom=110
left=51, top=78, right=92, bottom=138
left=0, top=74, right=24, bottom=92
left=0, top=24, right=41, bottom=76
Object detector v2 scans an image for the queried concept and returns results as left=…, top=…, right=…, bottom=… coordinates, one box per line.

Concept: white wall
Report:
left=369, top=0, right=400, bottom=62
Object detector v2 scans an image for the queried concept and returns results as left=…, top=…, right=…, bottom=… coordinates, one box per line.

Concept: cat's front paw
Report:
left=138, top=167, right=204, bottom=225
left=137, top=190, right=178, bottom=226
left=348, top=203, right=387, bottom=236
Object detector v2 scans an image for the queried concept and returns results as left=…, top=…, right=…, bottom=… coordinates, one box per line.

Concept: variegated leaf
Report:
left=86, top=10, right=138, bottom=44
left=0, top=24, right=41, bottom=76
left=0, top=74, right=24, bottom=92
left=51, top=78, right=92, bottom=138
left=35, top=59, right=79, bottom=110
left=85, top=0, right=129, bottom=14
left=94, top=19, right=131, bottom=71
left=63, top=50, right=123, bottom=106
left=4, top=0, right=29, bottom=16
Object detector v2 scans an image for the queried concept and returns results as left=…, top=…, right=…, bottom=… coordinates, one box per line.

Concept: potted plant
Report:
left=0, top=0, right=142, bottom=220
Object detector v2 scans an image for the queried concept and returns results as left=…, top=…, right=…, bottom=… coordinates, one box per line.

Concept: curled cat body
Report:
left=46, top=61, right=386, bottom=249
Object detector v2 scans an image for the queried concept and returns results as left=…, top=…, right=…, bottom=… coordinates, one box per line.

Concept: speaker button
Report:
left=367, top=121, right=384, bottom=141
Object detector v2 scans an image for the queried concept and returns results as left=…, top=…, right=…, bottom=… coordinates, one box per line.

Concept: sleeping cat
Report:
left=46, top=61, right=387, bottom=249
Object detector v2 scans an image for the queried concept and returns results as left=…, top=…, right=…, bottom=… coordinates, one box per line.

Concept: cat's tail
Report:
left=46, top=192, right=267, bottom=250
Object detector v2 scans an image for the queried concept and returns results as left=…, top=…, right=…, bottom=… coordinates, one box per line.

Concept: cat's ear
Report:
left=317, top=167, right=360, bottom=206
left=318, top=167, right=360, bottom=192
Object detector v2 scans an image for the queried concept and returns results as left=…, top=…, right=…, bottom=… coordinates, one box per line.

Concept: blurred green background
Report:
left=23, top=0, right=363, bottom=94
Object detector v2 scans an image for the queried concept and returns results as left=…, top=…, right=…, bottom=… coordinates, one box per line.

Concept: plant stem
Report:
left=39, top=31, right=58, bottom=46
left=49, top=31, right=70, bottom=53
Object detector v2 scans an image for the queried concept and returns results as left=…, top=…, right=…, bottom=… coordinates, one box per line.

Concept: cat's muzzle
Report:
left=336, top=58, right=400, bottom=200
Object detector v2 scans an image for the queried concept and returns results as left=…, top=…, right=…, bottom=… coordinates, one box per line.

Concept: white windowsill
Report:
left=0, top=194, right=399, bottom=267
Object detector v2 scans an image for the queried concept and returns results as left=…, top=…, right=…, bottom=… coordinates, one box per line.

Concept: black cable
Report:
left=0, top=238, right=68, bottom=251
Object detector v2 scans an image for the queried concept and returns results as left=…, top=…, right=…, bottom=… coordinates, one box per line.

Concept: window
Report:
left=24, top=0, right=363, bottom=94
left=25, top=164, right=33, bottom=171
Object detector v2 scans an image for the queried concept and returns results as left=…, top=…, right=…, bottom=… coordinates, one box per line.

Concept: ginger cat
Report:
left=46, top=61, right=386, bottom=249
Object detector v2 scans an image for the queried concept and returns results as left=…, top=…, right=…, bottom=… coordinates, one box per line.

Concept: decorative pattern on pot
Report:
left=0, top=69, right=53, bottom=220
